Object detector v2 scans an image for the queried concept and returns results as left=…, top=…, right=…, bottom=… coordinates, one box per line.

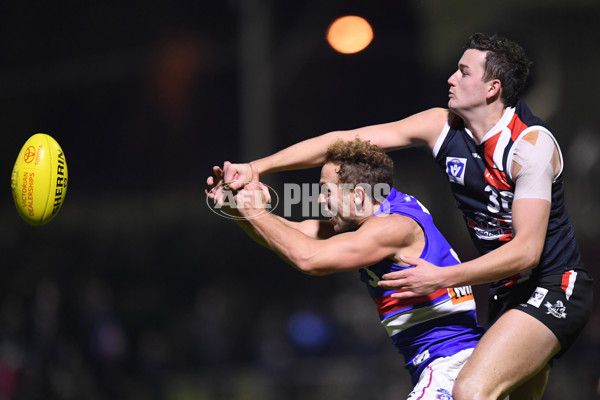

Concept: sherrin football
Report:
left=10, top=133, right=68, bottom=226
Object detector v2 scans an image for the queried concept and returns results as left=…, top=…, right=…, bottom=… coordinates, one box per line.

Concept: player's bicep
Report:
left=305, top=217, right=405, bottom=273
left=310, top=233, right=394, bottom=272
left=345, top=108, right=449, bottom=151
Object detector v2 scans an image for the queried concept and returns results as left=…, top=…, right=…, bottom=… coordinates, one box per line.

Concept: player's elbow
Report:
left=517, top=242, right=543, bottom=271
left=291, top=253, right=330, bottom=276
left=295, top=262, right=329, bottom=276
left=527, top=251, right=542, bottom=270
left=301, top=267, right=329, bottom=277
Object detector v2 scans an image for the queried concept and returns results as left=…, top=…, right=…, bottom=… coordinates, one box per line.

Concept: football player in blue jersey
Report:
left=210, top=138, right=483, bottom=400
left=207, top=33, right=592, bottom=400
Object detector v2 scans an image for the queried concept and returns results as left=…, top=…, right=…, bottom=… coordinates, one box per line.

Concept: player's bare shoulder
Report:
left=423, top=108, right=452, bottom=148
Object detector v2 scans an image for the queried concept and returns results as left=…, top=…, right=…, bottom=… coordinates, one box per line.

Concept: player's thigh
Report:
left=454, top=309, right=560, bottom=398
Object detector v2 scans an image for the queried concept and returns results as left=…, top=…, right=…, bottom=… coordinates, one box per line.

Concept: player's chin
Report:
left=447, top=98, right=457, bottom=110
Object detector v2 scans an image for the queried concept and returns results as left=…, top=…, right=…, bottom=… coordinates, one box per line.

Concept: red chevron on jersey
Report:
left=509, top=113, right=529, bottom=141
left=484, top=167, right=510, bottom=190
left=482, top=112, right=530, bottom=191
left=483, top=132, right=510, bottom=190
left=374, top=289, right=449, bottom=318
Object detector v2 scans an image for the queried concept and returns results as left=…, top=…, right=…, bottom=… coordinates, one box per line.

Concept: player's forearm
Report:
left=252, top=131, right=348, bottom=175
left=439, top=239, right=542, bottom=288
left=234, top=216, right=272, bottom=250
left=234, top=213, right=303, bottom=250
left=243, top=212, right=328, bottom=275
left=214, top=204, right=271, bottom=249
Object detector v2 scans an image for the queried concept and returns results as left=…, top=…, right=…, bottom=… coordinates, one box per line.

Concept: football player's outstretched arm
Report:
left=206, top=108, right=449, bottom=193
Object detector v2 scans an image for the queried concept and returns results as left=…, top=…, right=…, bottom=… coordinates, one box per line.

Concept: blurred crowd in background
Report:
left=1, top=1, right=599, bottom=399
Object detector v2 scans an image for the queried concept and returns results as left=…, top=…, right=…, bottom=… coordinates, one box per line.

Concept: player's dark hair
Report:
left=467, top=32, right=532, bottom=107
left=325, top=138, right=393, bottom=200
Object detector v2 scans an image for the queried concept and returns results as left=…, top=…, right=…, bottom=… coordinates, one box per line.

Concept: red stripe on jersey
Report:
left=483, top=133, right=511, bottom=190
left=483, top=131, right=500, bottom=166
left=509, top=113, right=529, bottom=142
left=484, top=168, right=511, bottom=191
left=374, top=288, right=448, bottom=316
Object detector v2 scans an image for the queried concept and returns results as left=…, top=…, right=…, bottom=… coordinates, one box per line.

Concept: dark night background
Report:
left=1, top=1, right=599, bottom=399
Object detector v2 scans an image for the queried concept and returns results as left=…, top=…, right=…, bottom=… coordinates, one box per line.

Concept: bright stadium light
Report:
left=326, top=15, right=373, bottom=54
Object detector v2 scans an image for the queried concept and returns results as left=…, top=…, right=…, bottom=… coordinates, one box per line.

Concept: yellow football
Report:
left=10, top=133, right=68, bottom=226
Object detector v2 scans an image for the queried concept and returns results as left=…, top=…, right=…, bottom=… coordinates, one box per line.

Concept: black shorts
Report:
left=487, top=269, right=593, bottom=357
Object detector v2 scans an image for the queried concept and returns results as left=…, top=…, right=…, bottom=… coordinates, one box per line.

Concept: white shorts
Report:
left=407, top=348, right=474, bottom=400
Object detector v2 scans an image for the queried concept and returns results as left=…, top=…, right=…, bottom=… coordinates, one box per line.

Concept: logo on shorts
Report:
left=545, top=300, right=567, bottom=319
left=527, top=287, right=548, bottom=308
left=436, top=388, right=453, bottom=400
left=446, top=157, right=467, bottom=185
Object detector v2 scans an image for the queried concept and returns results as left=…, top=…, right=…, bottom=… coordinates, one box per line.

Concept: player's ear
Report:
left=354, top=186, right=366, bottom=212
left=487, top=79, right=501, bottom=100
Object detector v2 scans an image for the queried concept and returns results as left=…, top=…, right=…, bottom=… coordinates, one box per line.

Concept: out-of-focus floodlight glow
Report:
left=326, top=15, right=373, bottom=54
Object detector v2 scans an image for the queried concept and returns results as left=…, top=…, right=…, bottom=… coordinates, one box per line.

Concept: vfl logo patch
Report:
left=446, top=157, right=467, bottom=185
left=527, top=287, right=548, bottom=308
left=545, top=300, right=567, bottom=319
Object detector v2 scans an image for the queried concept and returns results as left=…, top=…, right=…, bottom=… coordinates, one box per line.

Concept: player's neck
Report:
left=356, top=202, right=380, bottom=227
left=462, top=102, right=506, bottom=143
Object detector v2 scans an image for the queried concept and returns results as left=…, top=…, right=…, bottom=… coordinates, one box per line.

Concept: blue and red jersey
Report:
left=359, top=188, right=483, bottom=384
